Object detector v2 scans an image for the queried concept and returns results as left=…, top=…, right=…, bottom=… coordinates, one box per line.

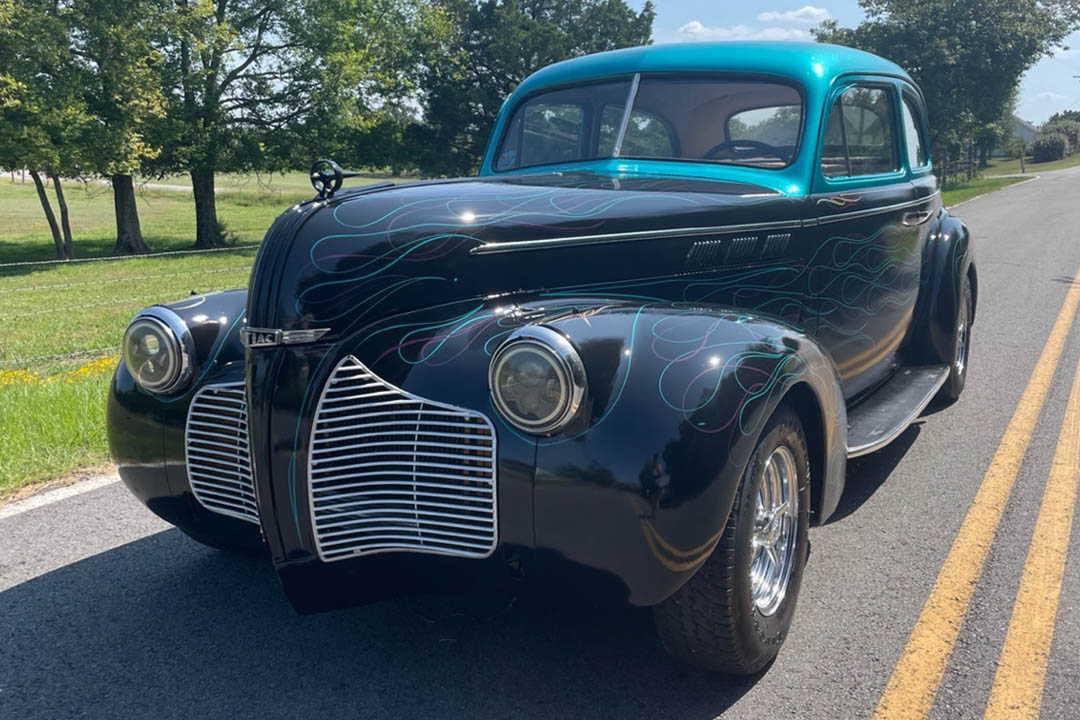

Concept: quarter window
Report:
left=901, top=97, right=928, bottom=167
left=820, top=85, right=899, bottom=178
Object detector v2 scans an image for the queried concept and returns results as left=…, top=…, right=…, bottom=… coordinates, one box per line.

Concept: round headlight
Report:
left=122, top=310, right=192, bottom=394
left=489, top=326, right=586, bottom=435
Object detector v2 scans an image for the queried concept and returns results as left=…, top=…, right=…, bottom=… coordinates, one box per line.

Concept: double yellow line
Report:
left=874, top=265, right=1080, bottom=719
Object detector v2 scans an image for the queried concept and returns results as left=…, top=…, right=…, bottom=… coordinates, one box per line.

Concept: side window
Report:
left=518, top=103, right=584, bottom=168
left=820, top=101, right=848, bottom=178
left=901, top=96, right=928, bottom=167
left=820, top=85, right=899, bottom=178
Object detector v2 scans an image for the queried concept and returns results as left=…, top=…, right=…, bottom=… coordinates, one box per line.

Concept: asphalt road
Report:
left=4, top=168, right=1080, bottom=719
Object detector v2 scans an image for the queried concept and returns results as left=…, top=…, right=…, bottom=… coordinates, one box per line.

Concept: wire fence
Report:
left=0, top=243, right=259, bottom=270
left=0, top=264, right=253, bottom=295
left=0, top=245, right=258, bottom=371
left=0, top=346, right=119, bottom=369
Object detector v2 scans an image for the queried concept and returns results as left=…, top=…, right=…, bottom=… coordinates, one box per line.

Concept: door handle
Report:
left=902, top=209, right=933, bottom=226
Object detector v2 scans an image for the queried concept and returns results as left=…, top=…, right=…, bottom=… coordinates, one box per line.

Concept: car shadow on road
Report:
left=1, top=529, right=758, bottom=719
left=828, top=422, right=922, bottom=524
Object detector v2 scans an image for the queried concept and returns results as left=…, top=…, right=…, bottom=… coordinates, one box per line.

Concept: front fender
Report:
left=107, top=288, right=255, bottom=546
left=910, top=210, right=975, bottom=364
left=524, top=300, right=846, bottom=605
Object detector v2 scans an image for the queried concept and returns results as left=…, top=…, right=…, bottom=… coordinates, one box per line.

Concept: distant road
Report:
left=3, top=167, right=1080, bottom=719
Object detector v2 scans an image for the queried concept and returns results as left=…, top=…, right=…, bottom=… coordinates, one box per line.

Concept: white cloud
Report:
left=757, top=5, right=831, bottom=24
left=676, top=20, right=811, bottom=42
left=1034, top=91, right=1068, bottom=101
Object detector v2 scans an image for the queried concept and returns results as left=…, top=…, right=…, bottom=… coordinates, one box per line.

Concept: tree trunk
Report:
left=191, top=168, right=223, bottom=248
left=29, top=169, right=67, bottom=260
left=112, top=174, right=150, bottom=254
left=48, top=170, right=74, bottom=258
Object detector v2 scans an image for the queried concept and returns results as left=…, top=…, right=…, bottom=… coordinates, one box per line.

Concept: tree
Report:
left=814, top=1, right=1080, bottom=160
left=0, top=0, right=88, bottom=259
left=148, top=0, right=426, bottom=248
left=413, top=0, right=655, bottom=176
left=1032, top=131, right=1070, bottom=162
left=1041, top=119, right=1080, bottom=149
left=70, top=0, right=167, bottom=254
left=1048, top=110, right=1080, bottom=125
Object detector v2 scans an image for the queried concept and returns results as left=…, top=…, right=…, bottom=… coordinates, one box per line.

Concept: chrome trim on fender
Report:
left=816, top=191, right=940, bottom=225
left=470, top=218, right=799, bottom=255
left=465, top=192, right=941, bottom=254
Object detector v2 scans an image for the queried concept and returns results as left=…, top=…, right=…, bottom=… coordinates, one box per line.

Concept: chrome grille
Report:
left=185, top=382, right=259, bottom=524
left=308, top=356, right=498, bottom=562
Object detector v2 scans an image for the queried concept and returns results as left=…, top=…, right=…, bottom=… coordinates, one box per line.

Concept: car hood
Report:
left=245, top=171, right=806, bottom=337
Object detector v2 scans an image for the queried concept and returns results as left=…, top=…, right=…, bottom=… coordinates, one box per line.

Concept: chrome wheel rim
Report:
left=751, top=445, right=799, bottom=616
left=956, top=290, right=971, bottom=376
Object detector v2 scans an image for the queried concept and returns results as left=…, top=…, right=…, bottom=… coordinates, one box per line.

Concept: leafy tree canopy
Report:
left=413, top=0, right=655, bottom=176
left=814, top=0, right=1080, bottom=154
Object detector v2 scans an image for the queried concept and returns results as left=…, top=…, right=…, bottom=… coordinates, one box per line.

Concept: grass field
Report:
left=941, top=175, right=1028, bottom=207
left=0, top=179, right=282, bottom=495
left=984, top=152, right=1080, bottom=176
left=0, top=166, right=1043, bottom=497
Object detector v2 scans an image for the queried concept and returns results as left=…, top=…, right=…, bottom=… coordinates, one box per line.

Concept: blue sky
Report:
left=627, top=2, right=1080, bottom=124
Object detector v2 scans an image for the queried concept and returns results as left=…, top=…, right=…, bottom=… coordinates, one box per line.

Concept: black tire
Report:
left=652, top=406, right=811, bottom=675
left=937, top=274, right=973, bottom=404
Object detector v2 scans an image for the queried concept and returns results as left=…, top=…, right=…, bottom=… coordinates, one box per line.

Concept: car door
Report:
left=810, top=78, right=929, bottom=400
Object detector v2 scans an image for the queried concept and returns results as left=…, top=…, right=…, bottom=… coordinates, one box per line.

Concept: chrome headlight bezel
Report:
left=488, top=325, right=587, bottom=436
left=122, top=306, right=194, bottom=394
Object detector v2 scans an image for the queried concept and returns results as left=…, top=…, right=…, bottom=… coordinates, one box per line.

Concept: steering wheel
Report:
left=310, top=158, right=344, bottom=198
left=703, top=139, right=788, bottom=162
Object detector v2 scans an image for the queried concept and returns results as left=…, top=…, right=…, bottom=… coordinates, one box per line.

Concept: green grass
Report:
left=984, top=152, right=1080, bottom=176
left=0, top=170, right=413, bottom=496
left=0, top=359, right=114, bottom=495
left=941, top=175, right=1028, bottom=207
left=0, top=179, right=287, bottom=496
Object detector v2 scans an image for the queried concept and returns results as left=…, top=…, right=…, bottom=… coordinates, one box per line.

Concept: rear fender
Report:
left=910, top=210, right=974, bottom=364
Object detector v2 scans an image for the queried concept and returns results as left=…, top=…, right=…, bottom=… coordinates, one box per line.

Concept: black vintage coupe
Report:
left=108, top=42, right=974, bottom=674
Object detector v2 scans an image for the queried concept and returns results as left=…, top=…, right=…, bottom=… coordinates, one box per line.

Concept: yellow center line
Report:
left=872, top=264, right=1080, bottom=720
left=983, top=349, right=1080, bottom=718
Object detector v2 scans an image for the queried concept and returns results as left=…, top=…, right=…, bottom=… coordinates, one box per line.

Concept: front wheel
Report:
left=652, top=406, right=810, bottom=674
left=937, top=274, right=973, bottom=404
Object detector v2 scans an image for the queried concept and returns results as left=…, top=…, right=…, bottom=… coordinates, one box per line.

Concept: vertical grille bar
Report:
left=185, top=382, right=259, bottom=524
left=308, top=356, right=498, bottom=562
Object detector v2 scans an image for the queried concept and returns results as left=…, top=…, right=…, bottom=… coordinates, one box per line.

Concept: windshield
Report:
left=493, top=75, right=803, bottom=172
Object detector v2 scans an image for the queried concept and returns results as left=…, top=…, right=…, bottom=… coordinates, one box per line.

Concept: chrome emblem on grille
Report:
left=242, top=327, right=330, bottom=348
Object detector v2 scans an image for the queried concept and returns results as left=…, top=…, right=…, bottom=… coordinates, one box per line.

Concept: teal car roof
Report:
left=481, top=42, right=918, bottom=194
left=511, top=41, right=911, bottom=98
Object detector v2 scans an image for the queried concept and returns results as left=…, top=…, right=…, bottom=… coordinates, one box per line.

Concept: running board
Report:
left=846, top=365, right=950, bottom=458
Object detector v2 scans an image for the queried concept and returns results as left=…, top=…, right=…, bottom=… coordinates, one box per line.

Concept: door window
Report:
left=820, top=85, right=899, bottom=178
left=901, top=96, right=928, bottom=167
